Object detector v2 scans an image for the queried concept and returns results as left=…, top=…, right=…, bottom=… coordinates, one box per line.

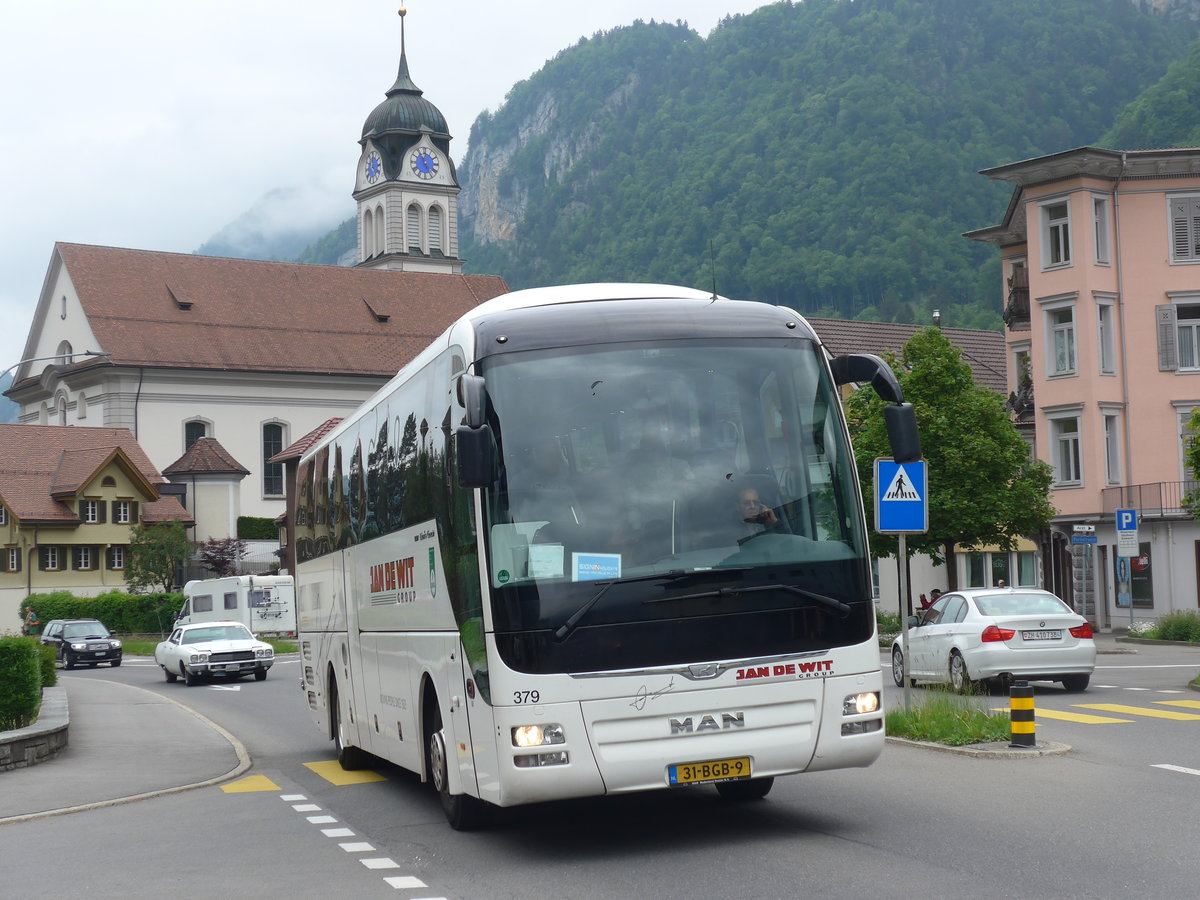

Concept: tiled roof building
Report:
left=0, top=424, right=192, bottom=625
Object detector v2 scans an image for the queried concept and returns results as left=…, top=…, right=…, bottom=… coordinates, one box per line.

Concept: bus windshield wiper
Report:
left=553, top=570, right=693, bottom=642
left=645, top=582, right=851, bottom=618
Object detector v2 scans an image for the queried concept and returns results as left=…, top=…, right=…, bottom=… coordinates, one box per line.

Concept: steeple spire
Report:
left=387, top=6, right=422, bottom=96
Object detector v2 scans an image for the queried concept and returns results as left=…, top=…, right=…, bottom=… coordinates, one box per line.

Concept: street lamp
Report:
left=1, top=350, right=112, bottom=385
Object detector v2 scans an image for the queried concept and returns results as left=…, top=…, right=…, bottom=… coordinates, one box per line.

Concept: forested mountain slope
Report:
left=300, top=0, right=1198, bottom=328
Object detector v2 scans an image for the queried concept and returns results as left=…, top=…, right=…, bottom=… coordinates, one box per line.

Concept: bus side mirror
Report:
left=458, top=374, right=487, bottom=429
left=884, top=402, right=921, bottom=463
left=456, top=424, right=494, bottom=489
left=830, top=353, right=922, bottom=462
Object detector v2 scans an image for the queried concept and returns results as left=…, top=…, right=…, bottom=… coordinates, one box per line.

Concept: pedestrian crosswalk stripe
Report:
left=991, top=707, right=1132, bottom=724
left=1076, top=703, right=1200, bottom=721
left=304, top=760, right=387, bottom=785
left=221, top=774, right=281, bottom=793
left=1155, top=699, right=1200, bottom=710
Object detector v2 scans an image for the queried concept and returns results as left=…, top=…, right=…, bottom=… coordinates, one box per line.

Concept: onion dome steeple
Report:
left=361, top=7, right=449, bottom=141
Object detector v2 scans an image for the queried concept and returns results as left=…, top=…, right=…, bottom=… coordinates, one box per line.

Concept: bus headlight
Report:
left=843, top=692, right=880, bottom=716
left=511, top=723, right=565, bottom=748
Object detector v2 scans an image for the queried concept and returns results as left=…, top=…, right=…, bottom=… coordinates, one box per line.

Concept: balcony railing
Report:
left=1003, top=268, right=1030, bottom=328
left=1101, top=481, right=1200, bottom=519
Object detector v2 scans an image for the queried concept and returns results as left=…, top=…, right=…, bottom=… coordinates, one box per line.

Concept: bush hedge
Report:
left=1154, top=610, right=1200, bottom=643
left=20, top=590, right=183, bottom=637
left=237, top=516, right=278, bottom=540
left=0, top=636, right=42, bottom=730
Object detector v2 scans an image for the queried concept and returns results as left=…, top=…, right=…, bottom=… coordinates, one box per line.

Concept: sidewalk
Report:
left=0, top=676, right=248, bottom=824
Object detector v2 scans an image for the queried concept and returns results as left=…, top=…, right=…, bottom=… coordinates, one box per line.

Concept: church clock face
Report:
left=410, top=146, right=439, bottom=180
left=365, top=151, right=382, bottom=184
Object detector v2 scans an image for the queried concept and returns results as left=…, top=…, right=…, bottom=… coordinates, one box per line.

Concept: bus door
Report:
left=444, top=636, right=489, bottom=802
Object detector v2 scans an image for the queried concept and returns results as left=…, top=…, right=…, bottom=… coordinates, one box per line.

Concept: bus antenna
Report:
left=709, top=240, right=718, bottom=300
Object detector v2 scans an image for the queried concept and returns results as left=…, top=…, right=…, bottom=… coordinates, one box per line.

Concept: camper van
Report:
left=178, top=574, right=296, bottom=636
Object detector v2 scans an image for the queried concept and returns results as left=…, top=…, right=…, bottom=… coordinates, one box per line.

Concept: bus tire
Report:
left=426, top=703, right=489, bottom=831
left=330, top=678, right=370, bottom=770
left=716, top=777, right=774, bottom=802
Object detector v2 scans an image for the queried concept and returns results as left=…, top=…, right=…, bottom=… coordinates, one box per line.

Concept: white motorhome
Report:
left=179, top=574, right=297, bottom=635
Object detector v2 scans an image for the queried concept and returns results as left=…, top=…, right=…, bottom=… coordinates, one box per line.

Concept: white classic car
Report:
left=155, top=621, right=275, bottom=686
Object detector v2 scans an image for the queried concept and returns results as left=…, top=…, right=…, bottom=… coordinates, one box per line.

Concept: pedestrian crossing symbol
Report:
left=882, top=466, right=922, bottom=502
left=874, top=458, right=928, bottom=533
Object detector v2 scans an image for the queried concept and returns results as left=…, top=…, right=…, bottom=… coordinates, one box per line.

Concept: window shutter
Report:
left=407, top=204, right=421, bottom=250
left=429, top=207, right=442, bottom=252
left=1158, top=305, right=1179, bottom=371
left=130, top=501, right=139, bottom=523
left=98, top=501, right=107, bottom=523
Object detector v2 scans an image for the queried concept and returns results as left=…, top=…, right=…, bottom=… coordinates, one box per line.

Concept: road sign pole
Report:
left=896, top=534, right=912, bottom=711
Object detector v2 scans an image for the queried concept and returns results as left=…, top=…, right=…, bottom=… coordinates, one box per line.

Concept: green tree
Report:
left=845, top=328, right=1055, bottom=591
left=126, top=523, right=191, bottom=593
left=1182, top=408, right=1200, bottom=518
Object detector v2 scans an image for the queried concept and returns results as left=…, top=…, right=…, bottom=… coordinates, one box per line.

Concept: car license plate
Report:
left=94, top=651, right=106, bottom=657
left=1022, top=630, right=1062, bottom=641
left=668, top=756, right=751, bottom=786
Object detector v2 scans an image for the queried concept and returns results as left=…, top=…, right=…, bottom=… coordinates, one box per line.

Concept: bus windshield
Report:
left=480, top=337, right=873, bottom=672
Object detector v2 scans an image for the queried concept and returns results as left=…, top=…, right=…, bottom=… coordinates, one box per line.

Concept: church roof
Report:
left=163, top=437, right=251, bottom=477
left=33, top=243, right=508, bottom=381
left=0, top=424, right=192, bottom=526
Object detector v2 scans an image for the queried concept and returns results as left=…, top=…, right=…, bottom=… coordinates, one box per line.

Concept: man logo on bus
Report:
left=669, top=712, right=745, bottom=734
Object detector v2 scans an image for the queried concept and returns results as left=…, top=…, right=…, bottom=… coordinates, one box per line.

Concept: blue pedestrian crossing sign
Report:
left=874, top=458, right=928, bottom=533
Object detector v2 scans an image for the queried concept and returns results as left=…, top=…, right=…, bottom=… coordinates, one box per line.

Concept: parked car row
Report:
left=891, top=587, right=1096, bottom=693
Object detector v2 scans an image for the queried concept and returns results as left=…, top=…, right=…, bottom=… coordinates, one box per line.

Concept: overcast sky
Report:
left=0, top=0, right=771, bottom=377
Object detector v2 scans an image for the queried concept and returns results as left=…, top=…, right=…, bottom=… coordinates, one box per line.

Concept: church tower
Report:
left=353, top=8, right=463, bottom=273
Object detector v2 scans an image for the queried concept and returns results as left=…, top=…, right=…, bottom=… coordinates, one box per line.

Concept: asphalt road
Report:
left=3, top=643, right=1199, bottom=899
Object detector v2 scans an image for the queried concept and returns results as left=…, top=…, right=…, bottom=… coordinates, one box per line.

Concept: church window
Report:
left=56, top=340, right=73, bottom=364
left=56, top=393, right=68, bottom=425
left=407, top=203, right=422, bottom=252
left=374, top=203, right=385, bottom=255
left=429, top=206, right=443, bottom=253
left=263, top=422, right=285, bottom=497
left=363, top=208, right=375, bottom=256
left=185, top=420, right=208, bottom=450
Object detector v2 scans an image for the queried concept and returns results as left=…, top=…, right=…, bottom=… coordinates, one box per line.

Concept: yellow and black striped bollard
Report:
left=1008, top=680, right=1036, bottom=749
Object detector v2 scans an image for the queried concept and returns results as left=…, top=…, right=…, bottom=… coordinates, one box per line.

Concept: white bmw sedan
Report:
left=155, top=621, right=275, bottom=686
left=891, top=588, right=1096, bottom=693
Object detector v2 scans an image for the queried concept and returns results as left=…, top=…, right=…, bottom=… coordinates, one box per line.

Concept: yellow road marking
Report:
left=991, top=707, right=1132, bottom=724
left=221, top=774, right=281, bottom=793
left=1156, top=700, right=1200, bottom=710
left=1076, top=703, right=1200, bottom=721
left=304, top=760, right=388, bottom=785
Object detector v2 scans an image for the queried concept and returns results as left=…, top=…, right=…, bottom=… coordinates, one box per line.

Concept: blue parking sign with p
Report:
left=874, top=458, right=928, bottom=533
left=1116, top=509, right=1137, bottom=532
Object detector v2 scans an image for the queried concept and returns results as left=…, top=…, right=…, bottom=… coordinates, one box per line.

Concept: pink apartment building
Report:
left=968, top=146, right=1200, bottom=629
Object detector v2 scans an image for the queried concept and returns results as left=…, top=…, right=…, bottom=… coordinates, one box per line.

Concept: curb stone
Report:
left=886, top=736, right=1072, bottom=758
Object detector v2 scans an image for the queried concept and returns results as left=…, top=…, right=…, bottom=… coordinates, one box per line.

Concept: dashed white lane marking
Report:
left=282, top=794, right=442, bottom=895
left=1153, top=764, right=1200, bottom=777
left=361, top=858, right=400, bottom=870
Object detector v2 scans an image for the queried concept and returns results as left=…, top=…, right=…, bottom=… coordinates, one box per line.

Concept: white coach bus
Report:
left=293, top=283, right=919, bottom=829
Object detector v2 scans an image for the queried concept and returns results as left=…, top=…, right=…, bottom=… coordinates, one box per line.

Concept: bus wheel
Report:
left=716, top=777, right=774, bottom=802
left=330, top=679, right=370, bottom=770
left=426, top=705, right=489, bottom=831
